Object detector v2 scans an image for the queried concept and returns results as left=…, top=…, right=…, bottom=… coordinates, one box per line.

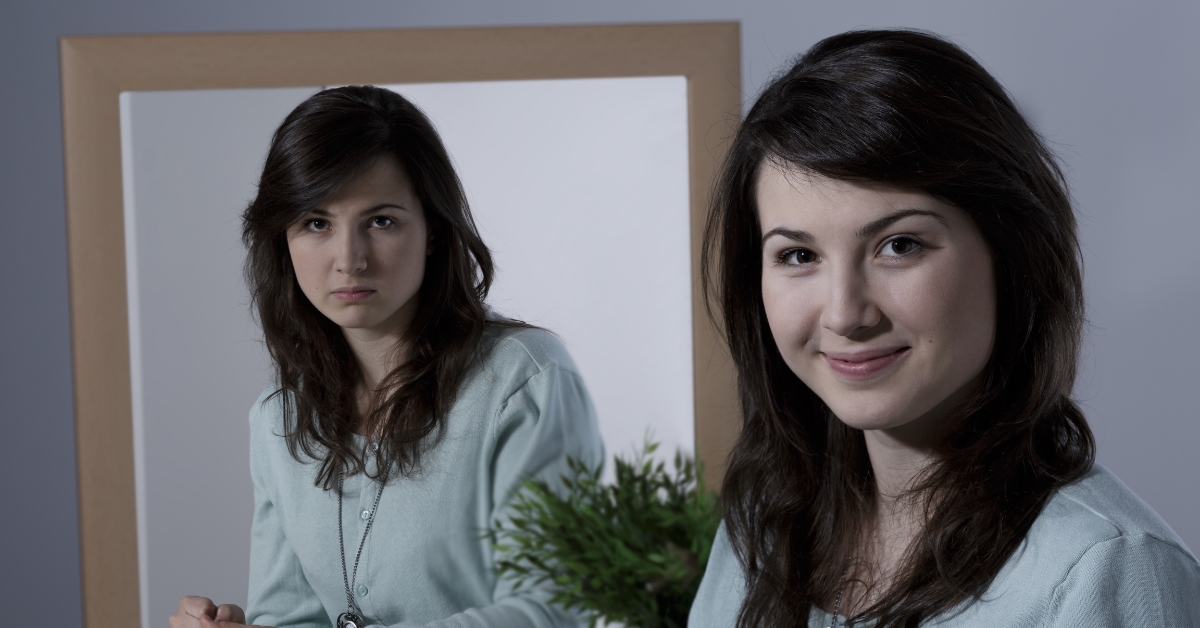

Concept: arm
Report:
left=245, top=399, right=331, bottom=628
left=1048, top=534, right=1200, bottom=628
left=478, top=363, right=605, bottom=628
left=369, top=362, right=604, bottom=628
left=687, top=523, right=746, bottom=628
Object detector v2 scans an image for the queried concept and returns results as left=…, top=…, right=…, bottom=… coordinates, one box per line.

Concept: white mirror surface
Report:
left=119, top=76, right=692, bottom=628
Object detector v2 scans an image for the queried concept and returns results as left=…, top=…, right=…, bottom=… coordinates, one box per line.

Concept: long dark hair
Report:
left=244, top=85, right=515, bottom=489
left=702, top=30, right=1095, bottom=626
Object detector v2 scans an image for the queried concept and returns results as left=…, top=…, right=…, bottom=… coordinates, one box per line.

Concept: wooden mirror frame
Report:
left=60, top=23, right=740, bottom=628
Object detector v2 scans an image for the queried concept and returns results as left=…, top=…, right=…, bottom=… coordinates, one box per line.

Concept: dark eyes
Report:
left=301, top=216, right=395, bottom=231
left=774, top=236, right=923, bottom=266
left=778, top=248, right=819, bottom=265
left=881, top=236, right=921, bottom=257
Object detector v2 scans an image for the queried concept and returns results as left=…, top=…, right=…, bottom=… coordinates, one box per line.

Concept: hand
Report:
left=170, top=596, right=270, bottom=628
left=198, top=614, right=273, bottom=628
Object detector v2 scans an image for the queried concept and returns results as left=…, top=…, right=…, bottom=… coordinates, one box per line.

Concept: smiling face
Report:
left=757, top=164, right=996, bottom=439
left=286, top=157, right=429, bottom=339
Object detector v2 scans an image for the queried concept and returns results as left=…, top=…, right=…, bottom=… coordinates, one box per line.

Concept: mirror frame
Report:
left=60, top=23, right=740, bottom=628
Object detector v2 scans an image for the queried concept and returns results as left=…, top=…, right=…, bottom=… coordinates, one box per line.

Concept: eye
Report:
left=370, top=216, right=396, bottom=228
left=778, top=248, right=819, bottom=265
left=304, top=218, right=330, bottom=232
left=880, top=236, right=922, bottom=257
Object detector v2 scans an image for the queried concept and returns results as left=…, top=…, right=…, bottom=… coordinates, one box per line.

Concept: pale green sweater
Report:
left=689, top=465, right=1200, bottom=627
left=246, top=327, right=604, bottom=628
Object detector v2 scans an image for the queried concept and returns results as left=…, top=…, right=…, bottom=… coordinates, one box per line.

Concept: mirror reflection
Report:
left=121, top=77, right=694, bottom=627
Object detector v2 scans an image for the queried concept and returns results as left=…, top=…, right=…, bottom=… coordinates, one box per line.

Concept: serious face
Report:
left=757, top=164, right=996, bottom=436
left=286, top=157, right=430, bottom=338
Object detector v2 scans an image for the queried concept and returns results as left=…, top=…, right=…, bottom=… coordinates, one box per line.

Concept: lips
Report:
left=331, top=287, right=375, bottom=303
left=821, top=346, right=910, bottom=380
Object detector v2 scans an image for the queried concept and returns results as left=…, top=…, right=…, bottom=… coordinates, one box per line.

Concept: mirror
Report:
left=61, top=24, right=740, bottom=628
left=119, top=77, right=695, bottom=625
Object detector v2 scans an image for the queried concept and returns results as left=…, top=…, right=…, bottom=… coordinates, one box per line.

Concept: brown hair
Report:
left=702, top=30, right=1094, bottom=626
left=243, top=85, right=521, bottom=489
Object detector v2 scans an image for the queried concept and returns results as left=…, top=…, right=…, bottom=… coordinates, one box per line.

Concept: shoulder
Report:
left=482, top=323, right=581, bottom=378
left=243, top=384, right=322, bottom=485
left=1011, top=465, right=1200, bottom=624
left=689, top=523, right=747, bottom=628
left=462, top=324, right=586, bottom=406
left=247, top=384, right=284, bottom=433
left=938, top=466, right=1200, bottom=626
left=1036, top=464, right=1196, bottom=562
left=245, top=384, right=317, bottom=467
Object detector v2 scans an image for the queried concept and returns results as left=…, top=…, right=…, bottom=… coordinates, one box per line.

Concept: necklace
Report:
left=336, top=472, right=384, bottom=628
left=827, top=570, right=848, bottom=628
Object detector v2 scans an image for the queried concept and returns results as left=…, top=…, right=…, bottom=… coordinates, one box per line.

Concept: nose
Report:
left=821, top=263, right=882, bottom=337
left=333, top=227, right=368, bottom=275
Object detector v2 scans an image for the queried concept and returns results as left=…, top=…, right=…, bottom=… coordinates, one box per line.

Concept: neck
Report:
left=341, top=297, right=419, bottom=393
left=863, top=425, right=937, bottom=507
left=342, top=327, right=407, bottom=391
left=840, top=427, right=935, bottom=615
left=843, top=385, right=978, bottom=613
left=340, top=306, right=416, bottom=436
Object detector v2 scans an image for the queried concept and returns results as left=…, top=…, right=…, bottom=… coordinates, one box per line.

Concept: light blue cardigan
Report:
left=246, top=327, right=604, bottom=628
left=689, top=465, right=1200, bottom=627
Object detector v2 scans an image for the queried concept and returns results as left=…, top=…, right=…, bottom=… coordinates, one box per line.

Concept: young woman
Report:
left=689, top=30, right=1200, bottom=627
left=169, top=85, right=603, bottom=628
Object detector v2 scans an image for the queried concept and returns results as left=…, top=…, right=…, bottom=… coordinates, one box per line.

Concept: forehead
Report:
left=318, top=156, right=419, bottom=211
left=754, top=163, right=947, bottom=229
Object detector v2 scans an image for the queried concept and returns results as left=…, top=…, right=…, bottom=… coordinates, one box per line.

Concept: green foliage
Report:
left=492, top=440, right=720, bottom=628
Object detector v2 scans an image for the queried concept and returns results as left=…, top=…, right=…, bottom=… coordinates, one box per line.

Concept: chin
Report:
left=338, top=317, right=387, bottom=330
left=322, top=310, right=381, bottom=330
left=822, top=394, right=928, bottom=433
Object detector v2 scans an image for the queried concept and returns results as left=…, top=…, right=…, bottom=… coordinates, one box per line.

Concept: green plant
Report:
left=492, top=440, right=720, bottom=628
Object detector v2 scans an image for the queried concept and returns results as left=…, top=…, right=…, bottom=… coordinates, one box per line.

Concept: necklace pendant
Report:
left=338, top=611, right=363, bottom=628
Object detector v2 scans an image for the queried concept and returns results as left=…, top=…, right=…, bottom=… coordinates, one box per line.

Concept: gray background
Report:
left=2, top=1, right=1197, bottom=625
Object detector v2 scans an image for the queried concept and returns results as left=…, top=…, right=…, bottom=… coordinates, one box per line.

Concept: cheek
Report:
left=286, top=240, right=324, bottom=293
left=761, top=274, right=819, bottom=359
left=948, top=257, right=997, bottom=370
left=885, top=254, right=996, bottom=373
left=378, top=233, right=428, bottom=288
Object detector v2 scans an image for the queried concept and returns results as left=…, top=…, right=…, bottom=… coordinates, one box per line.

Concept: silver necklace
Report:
left=337, top=472, right=384, bottom=628
left=827, top=571, right=848, bottom=628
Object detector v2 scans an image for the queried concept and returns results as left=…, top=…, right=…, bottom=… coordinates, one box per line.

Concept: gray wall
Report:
left=2, top=1, right=1197, bottom=625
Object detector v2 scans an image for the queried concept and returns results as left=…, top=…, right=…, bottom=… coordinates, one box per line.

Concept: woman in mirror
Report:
left=169, top=85, right=604, bottom=628
left=690, top=30, right=1200, bottom=627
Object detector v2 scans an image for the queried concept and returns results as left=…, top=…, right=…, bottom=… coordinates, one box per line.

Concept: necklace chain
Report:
left=337, top=472, right=384, bottom=628
left=828, top=568, right=848, bottom=628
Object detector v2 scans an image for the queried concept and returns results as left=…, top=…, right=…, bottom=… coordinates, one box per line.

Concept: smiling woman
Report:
left=757, top=173, right=996, bottom=440
left=167, top=85, right=604, bottom=628
left=690, top=29, right=1200, bottom=628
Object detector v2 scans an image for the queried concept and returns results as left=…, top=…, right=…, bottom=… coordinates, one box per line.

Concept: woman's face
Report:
left=286, top=157, right=430, bottom=337
left=757, top=164, right=996, bottom=437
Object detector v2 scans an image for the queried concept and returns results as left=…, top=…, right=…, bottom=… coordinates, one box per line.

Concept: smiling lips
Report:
left=822, top=347, right=910, bottom=380
left=332, top=287, right=376, bottom=302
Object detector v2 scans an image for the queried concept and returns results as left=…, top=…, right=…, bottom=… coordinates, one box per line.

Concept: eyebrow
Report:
left=760, top=209, right=950, bottom=246
left=856, top=209, right=949, bottom=238
left=307, top=203, right=410, bottom=217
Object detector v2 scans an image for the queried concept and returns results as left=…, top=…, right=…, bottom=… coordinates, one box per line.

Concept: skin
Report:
left=756, top=163, right=996, bottom=612
left=170, top=156, right=429, bottom=628
left=287, top=155, right=431, bottom=412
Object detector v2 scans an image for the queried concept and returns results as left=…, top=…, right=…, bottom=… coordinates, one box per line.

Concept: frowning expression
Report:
left=286, top=157, right=430, bottom=337
left=757, top=164, right=996, bottom=435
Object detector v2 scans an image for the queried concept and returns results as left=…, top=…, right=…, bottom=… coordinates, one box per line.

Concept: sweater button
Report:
left=360, top=510, right=371, bottom=521
left=357, top=584, right=368, bottom=596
